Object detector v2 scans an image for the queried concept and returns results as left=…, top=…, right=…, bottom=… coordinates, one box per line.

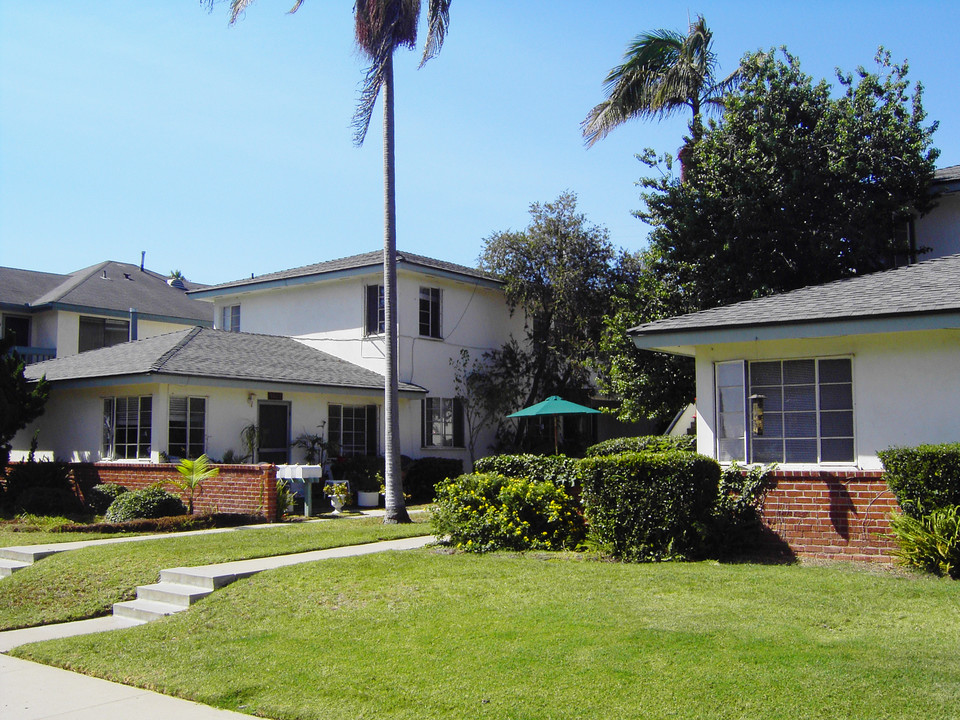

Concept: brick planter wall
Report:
left=759, top=470, right=900, bottom=562
left=72, top=463, right=278, bottom=521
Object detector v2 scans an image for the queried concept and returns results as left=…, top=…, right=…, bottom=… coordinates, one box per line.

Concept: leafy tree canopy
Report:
left=478, top=191, right=628, bottom=450
left=600, top=47, right=938, bottom=423
left=642, top=47, right=939, bottom=312
left=0, top=337, right=49, bottom=474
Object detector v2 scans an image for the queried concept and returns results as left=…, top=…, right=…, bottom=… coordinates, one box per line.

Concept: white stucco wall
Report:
left=206, top=267, right=527, bottom=467
left=11, top=380, right=417, bottom=466
left=916, top=191, right=960, bottom=260
left=692, top=328, right=960, bottom=470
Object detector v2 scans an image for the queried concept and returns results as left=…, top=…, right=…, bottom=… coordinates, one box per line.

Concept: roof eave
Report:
left=630, top=309, right=960, bottom=355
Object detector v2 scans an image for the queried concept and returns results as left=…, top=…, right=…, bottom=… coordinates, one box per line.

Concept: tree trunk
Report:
left=381, top=53, right=410, bottom=524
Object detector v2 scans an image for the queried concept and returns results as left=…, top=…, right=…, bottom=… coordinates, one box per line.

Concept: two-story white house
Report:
left=13, top=251, right=527, bottom=469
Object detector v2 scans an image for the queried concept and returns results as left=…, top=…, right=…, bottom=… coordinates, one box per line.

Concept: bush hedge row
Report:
left=579, top=451, right=720, bottom=561
left=104, top=487, right=187, bottom=523
left=584, top=435, right=696, bottom=457
left=473, top=454, right=582, bottom=488
left=879, top=443, right=960, bottom=518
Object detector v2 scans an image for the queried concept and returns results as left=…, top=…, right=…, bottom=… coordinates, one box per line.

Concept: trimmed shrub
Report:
left=473, top=454, right=583, bottom=488
left=86, top=483, right=128, bottom=515
left=57, top=512, right=266, bottom=534
left=104, top=487, right=187, bottom=523
left=585, top=435, right=696, bottom=458
left=4, top=459, right=82, bottom=516
left=879, top=444, right=960, bottom=518
left=710, top=462, right=777, bottom=556
left=404, top=457, right=463, bottom=503
left=580, top=451, right=721, bottom=561
left=888, top=506, right=960, bottom=578
left=431, top=472, right=585, bottom=552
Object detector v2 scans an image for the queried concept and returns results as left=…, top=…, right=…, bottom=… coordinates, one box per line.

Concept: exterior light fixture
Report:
left=750, top=394, right=765, bottom=436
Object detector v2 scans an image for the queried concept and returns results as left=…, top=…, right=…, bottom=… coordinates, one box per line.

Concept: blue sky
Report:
left=2, top=2, right=959, bottom=286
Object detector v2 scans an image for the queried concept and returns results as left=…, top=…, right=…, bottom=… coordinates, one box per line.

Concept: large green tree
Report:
left=212, top=0, right=451, bottom=523
left=1, top=338, right=49, bottom=476
left=602, top=47, right=938, bottom=423
left=582, top=15, right=738, bottom=150
left=479, top=191, right=625, bottom=450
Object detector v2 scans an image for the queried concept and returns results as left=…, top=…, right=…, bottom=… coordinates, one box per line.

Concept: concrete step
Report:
left=159, top=567, right=237, bottom=590
left=113, top=598, right=185, bottom=624
left=0, top=558, right=30, bottom=578
left=136, top=582, right=213, bottom=607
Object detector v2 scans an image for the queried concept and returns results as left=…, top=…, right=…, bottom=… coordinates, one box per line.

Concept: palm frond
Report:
left=419, top=0, right=451, bottom=68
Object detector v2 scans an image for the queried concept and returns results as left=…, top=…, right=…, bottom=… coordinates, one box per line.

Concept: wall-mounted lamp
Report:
left=247, top=392, right=256, bottom=407
left=750, top=394, right=765, bottom=436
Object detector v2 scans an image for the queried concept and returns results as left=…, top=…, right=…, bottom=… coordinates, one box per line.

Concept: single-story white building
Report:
left=630, top=253, right=960, bottom=470
left=14, top=327, right=425, bottom=464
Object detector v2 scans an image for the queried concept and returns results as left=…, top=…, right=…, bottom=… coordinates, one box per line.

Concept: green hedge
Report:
left=473, top=454, right=583, bottom=488
left=57, top=512, right=265, bottom=534
left=579, top=451, right=721, bottom=561
left=86, top=483, right=128, bottom=515
left=584, top=435, right=696, bottom=457
left=879, top=444, right=960, bottom=518
left=104, top=487, right=187, bottom=523
left=431, top=472, right=585, bottom=552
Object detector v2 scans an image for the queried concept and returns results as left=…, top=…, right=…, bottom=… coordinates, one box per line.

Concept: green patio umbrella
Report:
left=507, top=395, right=601, bottom=454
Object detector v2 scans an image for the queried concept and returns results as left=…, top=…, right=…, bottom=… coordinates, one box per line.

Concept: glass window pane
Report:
left=751, top=385, right=781, bottom=412
left=758, top=412, right=783, bottom=439
left=783, top=360, right=815, bottom=385
left=820, top=383, right=852, bottom=411
left=821, top=438, right=854, bottom=463
left=785, top=439, right=817, bottom=463
left=718, top=439, right=745, bottom=462
left=819, top=359, right=852, bottom=383
left=820, top=410, right=853, bottom=438
left=750, top=362, right=781, bottom=386
left=719, top=412, right=744, bottom=439
left=719, top=386, right=744, bottom=412
left=717, top=362, right=744, bottom=387
left=784, top=384, right=816, bottom=411
left=784, top=411, right=817, bottom=437
left=752, top=438, right=783, bottom=463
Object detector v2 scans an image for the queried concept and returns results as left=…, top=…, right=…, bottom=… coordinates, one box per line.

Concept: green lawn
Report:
left=0, top=515, right=430, bottom=630
left=13, top=552, right=960, bottom=720
left=0, top=514, right=137, bottom=547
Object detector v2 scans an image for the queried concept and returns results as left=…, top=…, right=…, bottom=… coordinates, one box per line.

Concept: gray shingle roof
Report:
left=631, top=253, right=960, bottom=338
left=0, top=262, right=211, bottom=323
left=934, top=164, right=960, bottom=185
left=24, top=327, right=425, bottom=393
left=193, top=250, right=501, bottom=295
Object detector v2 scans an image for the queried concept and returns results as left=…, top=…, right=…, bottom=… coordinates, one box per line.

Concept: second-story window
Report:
left=222, top=305, right=240, bottom=332
left=419, top=287, right=442, bottom=339
left=79, top=316, right=129, bottom=353
left=365, top=284, right=384, bottom=335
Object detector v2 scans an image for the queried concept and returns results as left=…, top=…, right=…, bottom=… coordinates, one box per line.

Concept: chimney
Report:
left=140, top=251, right=145, bottom=272
left=129, top=309, right=138, bottom=341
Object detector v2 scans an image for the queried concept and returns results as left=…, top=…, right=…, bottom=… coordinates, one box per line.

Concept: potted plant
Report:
left=356, top=472, right=381, bottom=508
left=323, top=481, right=351, bottom=514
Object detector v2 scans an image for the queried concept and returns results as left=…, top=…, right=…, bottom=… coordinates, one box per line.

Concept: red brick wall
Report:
left=72, top=463, right=278, bottom=521
left=759, top=470, right=900, bottom=562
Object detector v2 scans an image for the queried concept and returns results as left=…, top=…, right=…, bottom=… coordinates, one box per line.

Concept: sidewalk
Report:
left=1, top=532, right=433, bottom=719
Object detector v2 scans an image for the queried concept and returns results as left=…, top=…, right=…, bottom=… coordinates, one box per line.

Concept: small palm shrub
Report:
left=431, top=472, right=585, bottom=552
left=168, top=454, right=219, bottom=514
left=888, top=506, right=960, bottom=579
left=86, top=483, right=128, bottom=515
left=104, top=487, right=187, bottom=523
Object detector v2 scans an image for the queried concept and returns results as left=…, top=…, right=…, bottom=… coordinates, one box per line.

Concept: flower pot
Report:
left=357, top=490, right=379, bottom=508
left=330, top=496, right=345, bottom=514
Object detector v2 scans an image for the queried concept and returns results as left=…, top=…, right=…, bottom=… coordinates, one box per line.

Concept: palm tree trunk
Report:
left=381, top=53, right=410, bottom=524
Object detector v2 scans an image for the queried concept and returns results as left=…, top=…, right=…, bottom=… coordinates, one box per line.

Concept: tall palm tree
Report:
left=214, top=0, right=450, bottom=523
left=582, top=15, right=737, bottom=151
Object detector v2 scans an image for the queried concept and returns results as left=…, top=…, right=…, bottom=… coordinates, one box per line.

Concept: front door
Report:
left=257, top=401, right=290, bottom=464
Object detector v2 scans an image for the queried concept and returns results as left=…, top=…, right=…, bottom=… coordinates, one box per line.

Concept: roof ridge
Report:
left=31, top=261, right=111, bottom=306
left=151, top=326, right=203, bottom=372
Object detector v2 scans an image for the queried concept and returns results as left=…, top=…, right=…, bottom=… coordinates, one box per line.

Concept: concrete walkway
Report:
left=0, top=530, right=434, bottom=719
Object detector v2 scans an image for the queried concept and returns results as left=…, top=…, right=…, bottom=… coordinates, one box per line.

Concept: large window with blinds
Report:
left=715, top=358, right=854, bottom=464
left=168, top=397, right=206, bottom=459
left=102, top=396, right=152, bottom=460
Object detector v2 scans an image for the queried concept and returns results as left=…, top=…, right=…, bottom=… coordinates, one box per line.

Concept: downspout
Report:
left=129, top=308, right=138, bottom=341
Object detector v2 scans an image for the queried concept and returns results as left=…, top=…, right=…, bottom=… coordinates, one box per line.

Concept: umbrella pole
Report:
left=554, top=416, right=558, bottom=455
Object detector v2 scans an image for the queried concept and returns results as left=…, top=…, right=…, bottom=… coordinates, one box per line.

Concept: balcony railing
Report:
left=11, top=346, right=56, bottom=364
